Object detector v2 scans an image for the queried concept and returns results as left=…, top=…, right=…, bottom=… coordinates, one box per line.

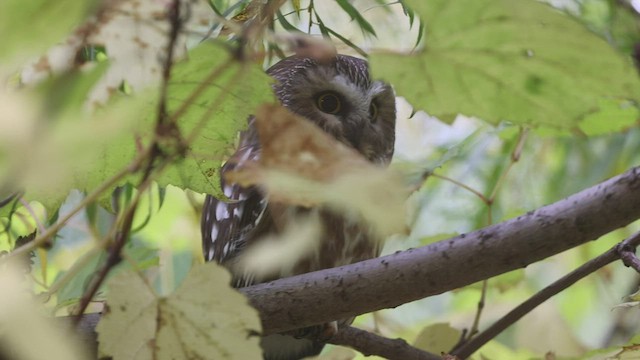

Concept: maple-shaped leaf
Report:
left=97, top=263, right=262, bottom=360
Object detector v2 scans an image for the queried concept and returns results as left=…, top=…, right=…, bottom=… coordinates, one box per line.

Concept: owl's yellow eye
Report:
left=369, top=102, right=378, bottom=122
left=316, top=92, right=342, bottom=114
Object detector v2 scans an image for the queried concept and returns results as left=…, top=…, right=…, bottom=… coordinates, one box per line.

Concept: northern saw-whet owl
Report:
left=201, top=54, right=396, bottom=360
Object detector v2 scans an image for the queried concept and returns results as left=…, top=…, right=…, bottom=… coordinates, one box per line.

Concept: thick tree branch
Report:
left=242, top=166, right=640, bottom=334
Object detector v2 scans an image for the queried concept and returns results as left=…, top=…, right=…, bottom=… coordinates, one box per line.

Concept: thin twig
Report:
left=0, top=192, right=18, bottom=208
left=487, top=127, right=528, bottom=202
left=4, top=159, right=142, bottom=263
left=618, top=243, right=640, bottom=273
left=430, top=173, right=488, bottom=202
left=72, top=145, right=177, bottom=324
left=467, top=279, right=487, bottom=339
left=307, top=0, right=314, bottom=34
left=327, top=326, right=441, bottom=360
left=72, top=0, right=185, bottom=324
left=463, top=126, right=529, bottom=341
left=159, top=1, right=183, bottom=118
left=72, top=196, right=140, bottom=324
left=451, top=231, right=640, bottom=359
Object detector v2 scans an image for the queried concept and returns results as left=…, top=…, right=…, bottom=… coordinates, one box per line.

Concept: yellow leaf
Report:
left=226, top=104, right=407, bottom=237
left=97, top=263, right=262, bottom=360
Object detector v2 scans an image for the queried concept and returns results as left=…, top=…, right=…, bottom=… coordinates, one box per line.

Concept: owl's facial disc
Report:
left=266, top=54, right=395, bottom=164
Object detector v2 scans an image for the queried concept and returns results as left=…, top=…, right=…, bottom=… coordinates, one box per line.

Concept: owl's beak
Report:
left=344, top=126, right=362, bottom=151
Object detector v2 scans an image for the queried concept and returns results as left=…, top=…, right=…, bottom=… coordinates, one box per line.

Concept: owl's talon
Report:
left=317, top=321, right=338, bottom=342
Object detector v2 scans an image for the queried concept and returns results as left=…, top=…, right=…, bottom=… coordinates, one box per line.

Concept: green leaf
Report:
left=609, top=4, right=640, bottom=56
left=400, top=0, right=419, bottom=29
left=335, top=0, right=377, bottom=37
left=277, top=10, right=302, bottom=32
left=3, top=43, right=272, bottom=216
left=325, top=26, right=368, bottom=58
left=370, top=0, right=640, bottom=132
left=578, top=99, right=640, bottom=135
left=291, top=0, right=302, bottom=15
left=53, top=237, right=157, bottom=309
left=78, top=43, right=272, bottom=208
left=316, top=16, right=331, bottom=38
left=154, top=43, right=274, bottom=198
left=97, top=263, right=262, bottom=360
left=0, top=0, right=99, bottom=63
left=580, top=0, right=611, bottom=34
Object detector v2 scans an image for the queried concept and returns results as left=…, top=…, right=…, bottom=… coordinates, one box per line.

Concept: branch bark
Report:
left=328, top=326, right=442, bottom=360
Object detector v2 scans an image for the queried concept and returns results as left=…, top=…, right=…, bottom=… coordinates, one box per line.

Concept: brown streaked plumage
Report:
left=201, top=54, right=396, bottom=360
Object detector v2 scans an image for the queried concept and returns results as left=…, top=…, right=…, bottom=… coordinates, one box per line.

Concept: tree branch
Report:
left=327, top=326, right=441, bottom=360
left=618, top=242, right=640, bottom=273
left=65, top=166, right=640, bottom=357
left=451, top=231, right=640, bottom=358
left=243, top=166, right=640, bottom=334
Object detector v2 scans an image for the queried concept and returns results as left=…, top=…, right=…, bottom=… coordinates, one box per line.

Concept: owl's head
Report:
left=267, top=55, right=396, bottom=164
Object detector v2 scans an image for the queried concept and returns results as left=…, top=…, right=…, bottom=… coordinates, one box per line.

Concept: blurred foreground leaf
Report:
left=0, top=0, right=98, bottom=63
left=226, top=104, right=407, bottom=237
left=97, top=262, right=262, bottom=360
left=0, top=264, right=87, bottom=360
left=0, top=43, right=273, bottom=216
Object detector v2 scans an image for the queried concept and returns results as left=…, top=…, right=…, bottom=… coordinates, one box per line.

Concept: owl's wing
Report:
left=201, top=124, right=268, bottom=264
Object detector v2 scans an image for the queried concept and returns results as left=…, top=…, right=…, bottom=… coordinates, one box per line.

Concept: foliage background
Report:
left=1, top=0, right=640, bottom=359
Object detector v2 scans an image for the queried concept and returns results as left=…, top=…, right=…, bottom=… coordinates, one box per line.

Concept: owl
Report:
left=201, top=54, right=396, bottom=360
